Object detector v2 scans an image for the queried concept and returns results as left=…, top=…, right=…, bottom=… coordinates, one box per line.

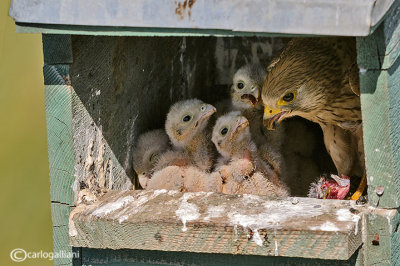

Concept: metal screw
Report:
left=372, top=234, right=380, bottom=245
left=376, top=186, right=384, bottom=196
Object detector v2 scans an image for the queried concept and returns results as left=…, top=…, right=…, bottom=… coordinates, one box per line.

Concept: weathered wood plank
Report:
left=51, top=203, right=81, bottom=265
left=357, top=2, right=400, bottom=209
left=9, top=0, right=395, bottom=36
left=359, top=207, right=400, bottom=265
left=43, top=35, right=78, bottom=265
left=16, top=23, right=311, bottom=37
left=42, top=34, right=73, bottom=65
left=359, top=66, right=400, bottom=209
left=70, top=190, right=363, bottom=260
left=45, top=74, right=78, bottom=265
left=357, top=2, right=400, bottom=70
left=44, top=66, right=76, bottom=205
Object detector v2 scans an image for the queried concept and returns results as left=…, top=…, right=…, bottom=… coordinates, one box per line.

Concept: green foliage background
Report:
left=0, top=1, right=53, bottom=265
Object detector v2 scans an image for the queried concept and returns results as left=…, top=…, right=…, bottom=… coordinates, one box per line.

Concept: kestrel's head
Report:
left=212, top=111, right=250, bottom=158
left=261, top=39, right=338, bottom=130
left=231, top=63, right=266, bottom=110
left=166, top=98, right=216, bottom=149
left=133, top=129, right=170, bottom=188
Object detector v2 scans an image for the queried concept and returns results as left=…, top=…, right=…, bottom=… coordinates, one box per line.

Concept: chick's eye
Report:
left=283, top=92, right=294, bottom=102
left=237, top=82, right=244, bottom=89
left=200, top=105, right=206, bottom=111
left=221, top=127, right=228, bottom=135
left=183, top=115, right=191, bottom=122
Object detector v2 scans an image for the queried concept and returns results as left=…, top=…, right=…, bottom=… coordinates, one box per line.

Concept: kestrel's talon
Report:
left=351, top=172, right=367, bottom=201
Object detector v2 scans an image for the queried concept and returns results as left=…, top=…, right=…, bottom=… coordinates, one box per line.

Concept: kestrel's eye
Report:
left=183, top=115, right=192, bottom=122
left=200, top=105, right=206, bottom=111
left=277, top=91, right=296, bottom=105
left=283, top=92, right=294, bottom=102
left=237, top=82, right=245, bottom=89
left=220, top=127, right=228, bottom=135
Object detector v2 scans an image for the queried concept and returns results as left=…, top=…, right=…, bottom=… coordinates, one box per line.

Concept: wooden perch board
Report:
left=70, top=190, right=363, bottom=260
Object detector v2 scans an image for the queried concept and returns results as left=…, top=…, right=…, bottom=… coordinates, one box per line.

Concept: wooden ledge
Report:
left=69, top=190, right=364, bottom=260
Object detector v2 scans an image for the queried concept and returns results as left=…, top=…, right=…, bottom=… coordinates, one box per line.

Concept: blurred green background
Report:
left=0, top=1, right=53, bottom=265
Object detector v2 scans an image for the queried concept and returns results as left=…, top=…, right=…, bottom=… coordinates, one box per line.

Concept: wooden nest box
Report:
left=9, top=0, right=400, bottom=265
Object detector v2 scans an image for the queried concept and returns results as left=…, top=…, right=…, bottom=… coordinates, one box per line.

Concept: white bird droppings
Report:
left=309, top=221, right=339, bottom=232
left=153, top=189, right=167, bottom=197
left=387, top=215, right=392, bottom=233
left=252, top=230, right=263, bottom=246
left=336, top=208, right=361, bottom=235
left=204, top=205, right=225, bottom=221
left=92, top=196, right=134, bottom=217
left=175, top=193, right=200, bottom=232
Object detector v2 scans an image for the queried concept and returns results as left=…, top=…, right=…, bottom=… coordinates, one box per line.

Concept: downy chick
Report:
left=132, top=129, right=170, bottom=189
left=231, top=63, right=285, bottom=176
left=146, top=149, right=222, bottom=192
left=233, top=64, right=321, bottom=195
left=212, top=111, right=289, bottom=197
left=146, top=99, right=220, bottom=192
left=165, top=98, right=217, bottom=172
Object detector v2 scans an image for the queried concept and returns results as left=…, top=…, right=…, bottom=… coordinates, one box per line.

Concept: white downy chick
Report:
left=212, top=111, right=289, bottom=197
left=132, top=129, right=170, bottom=189
left=231, top=63, right=286, bottom=176
left=165, top=98, right=217, bottom=172
left=146, top=99, right=220, bottom=192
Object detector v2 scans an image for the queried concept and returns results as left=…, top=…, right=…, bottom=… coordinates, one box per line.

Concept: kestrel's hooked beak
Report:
left=263, top=106, right=289, bottom=130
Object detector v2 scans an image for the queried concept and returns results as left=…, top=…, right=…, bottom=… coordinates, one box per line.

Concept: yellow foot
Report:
left=351, top=172, right=367, bottom=201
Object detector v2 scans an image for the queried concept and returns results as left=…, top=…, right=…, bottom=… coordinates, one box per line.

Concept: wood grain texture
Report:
left=357, top=6, right=400, bottom=208
left=16, top=23, right=313, bottom=37
left=357, top=2, right=400, bottom=70
left=362, top=207, right=400, bottom=265
left=70, top=190, right=363, bottom=260
left=42, top=34, right=73, bottom=65
left=43, top=35, right=79, bottom=266
left=9, top=0, right=395, bottom=36
left=44, top=65, right=76, bottom=205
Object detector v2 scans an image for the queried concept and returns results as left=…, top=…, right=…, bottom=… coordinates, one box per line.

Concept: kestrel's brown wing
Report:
left=330, top=37, right=360, bottom=96
left=320, top=124, right=363, bottom=178
left=348, top=62, right=360, bottom=96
